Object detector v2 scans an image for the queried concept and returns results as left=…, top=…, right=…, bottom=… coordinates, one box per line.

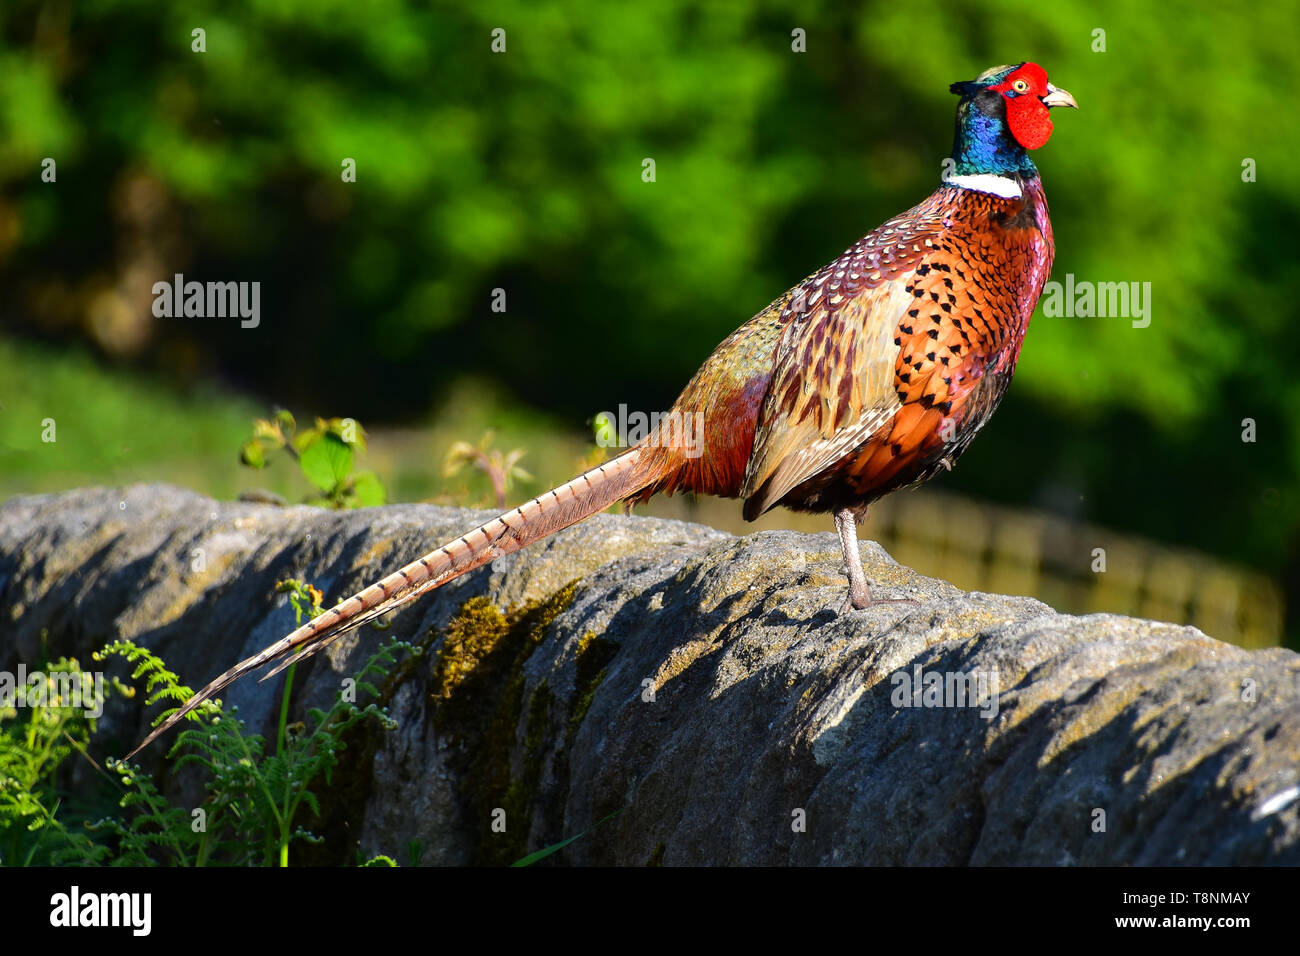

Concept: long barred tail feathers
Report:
left=124, top=445, right=662, bottom=759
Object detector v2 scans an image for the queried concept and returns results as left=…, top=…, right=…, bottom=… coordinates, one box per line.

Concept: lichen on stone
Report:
left=429, top=584, right=576, bottom=864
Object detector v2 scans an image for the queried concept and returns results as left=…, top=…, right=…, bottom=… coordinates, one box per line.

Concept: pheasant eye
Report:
left=1011, top=79, right=1030, bottom=93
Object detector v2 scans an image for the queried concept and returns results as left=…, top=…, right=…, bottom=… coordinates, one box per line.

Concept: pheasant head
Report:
left=948, top=62, right=1077, bottom=178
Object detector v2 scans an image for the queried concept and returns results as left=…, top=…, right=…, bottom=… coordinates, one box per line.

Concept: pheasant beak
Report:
left=1041, top=83, right=1079, bottom=109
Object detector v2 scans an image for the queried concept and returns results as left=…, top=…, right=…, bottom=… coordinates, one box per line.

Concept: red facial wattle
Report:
left=1004, top=95, right=1053, bottom=149
left=992, top=62, right=1054, bottom=150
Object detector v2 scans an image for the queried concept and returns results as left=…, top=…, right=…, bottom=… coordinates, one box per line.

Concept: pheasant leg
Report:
left=835, top=507, right=916, bottom=612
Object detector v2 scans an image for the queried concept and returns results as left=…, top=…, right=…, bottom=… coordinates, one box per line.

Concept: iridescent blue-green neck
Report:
left=951, top=106, right=1037, bottom=178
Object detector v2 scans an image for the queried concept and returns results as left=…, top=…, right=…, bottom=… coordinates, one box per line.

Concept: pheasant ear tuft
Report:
left=949, top=80, right=982, bottom=98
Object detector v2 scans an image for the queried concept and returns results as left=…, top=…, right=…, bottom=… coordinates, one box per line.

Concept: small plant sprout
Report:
left=442, top=431, right=532, bottom=509
left=240, top=409, right=386, bottom=509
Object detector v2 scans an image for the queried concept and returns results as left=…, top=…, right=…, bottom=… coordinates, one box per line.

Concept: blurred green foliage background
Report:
left=1, top=0, right=1297, bottom=642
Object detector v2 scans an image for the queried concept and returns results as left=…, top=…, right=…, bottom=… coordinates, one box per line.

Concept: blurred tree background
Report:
left=1, top=0, right=1297, bottom=645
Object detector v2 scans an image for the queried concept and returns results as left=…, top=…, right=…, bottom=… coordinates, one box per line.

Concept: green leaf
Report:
left=326, top=417, right=367, bottom=452
left=240, top=439, right=266, bottom=469
left=298, top=434, right=353, bottom=493
left=510, top=808, right=625, bottom=867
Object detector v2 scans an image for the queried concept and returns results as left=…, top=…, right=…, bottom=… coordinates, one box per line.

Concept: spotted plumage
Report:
left=128, top=62, right=1076, bottom=759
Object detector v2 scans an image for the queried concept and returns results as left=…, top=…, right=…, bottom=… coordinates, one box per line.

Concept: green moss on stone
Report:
left=567, top=631, right=619, bottom=743
left=430, top=584, right=576, bottom=865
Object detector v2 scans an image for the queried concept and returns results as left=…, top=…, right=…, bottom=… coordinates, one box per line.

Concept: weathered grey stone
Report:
left=1, top=483, right=1297, bottom=865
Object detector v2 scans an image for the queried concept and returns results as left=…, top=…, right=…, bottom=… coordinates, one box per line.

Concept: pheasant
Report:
left=128, top=62, right=1075, bottom=758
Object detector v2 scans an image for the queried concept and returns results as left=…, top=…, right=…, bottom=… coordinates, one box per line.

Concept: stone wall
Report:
left=2, top=484, right=1297, bottom=864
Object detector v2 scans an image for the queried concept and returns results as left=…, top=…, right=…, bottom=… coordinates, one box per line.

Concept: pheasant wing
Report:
left=740, top=211, right=941, bottom=516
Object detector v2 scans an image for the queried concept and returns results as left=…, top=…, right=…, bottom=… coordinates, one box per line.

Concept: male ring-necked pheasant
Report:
left=129, top=62, right=1076, bottom=757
